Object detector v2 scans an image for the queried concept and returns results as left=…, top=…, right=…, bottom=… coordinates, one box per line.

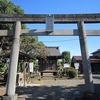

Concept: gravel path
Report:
left=0, top=74, right=100, bottom=100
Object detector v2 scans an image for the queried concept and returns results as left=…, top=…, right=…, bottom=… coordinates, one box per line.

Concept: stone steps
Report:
left=43, top=72, right=54, bottom=77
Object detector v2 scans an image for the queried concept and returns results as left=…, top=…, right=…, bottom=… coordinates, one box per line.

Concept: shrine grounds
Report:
left=0, top=74, right=100, bottom=100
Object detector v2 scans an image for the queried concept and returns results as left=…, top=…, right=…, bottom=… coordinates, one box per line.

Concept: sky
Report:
left=11, top=0, right=100, bottom=57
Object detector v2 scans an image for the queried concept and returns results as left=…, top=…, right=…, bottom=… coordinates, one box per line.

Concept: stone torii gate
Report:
left=0, top=13, right=100, bottom=100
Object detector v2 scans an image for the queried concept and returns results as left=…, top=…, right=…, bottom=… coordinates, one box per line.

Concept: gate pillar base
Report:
left=1, top=94, right=17, bottom=100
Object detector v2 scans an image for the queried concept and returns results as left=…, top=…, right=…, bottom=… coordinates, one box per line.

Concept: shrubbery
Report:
left=68, top=69, right=77, bottom=78
left=63, top=67, right=77, bottom=78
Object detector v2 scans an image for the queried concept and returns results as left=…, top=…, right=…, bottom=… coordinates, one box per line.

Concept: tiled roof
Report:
left=91, top=49, right=100, bottom=54
left=72, top=56, right=82, bottom=60
left=46, top=47, right=61, bottom=57
left=28, top=46, right=62, bottom=58
left=72, top=56, right=100, bottom=63
left=90, top=56, right=100, bottom=63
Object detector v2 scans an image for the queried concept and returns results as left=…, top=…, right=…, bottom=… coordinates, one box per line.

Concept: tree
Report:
left=0, top=0, right=26, bottom=52
left=20, top=36, right=48, bottom=59
left=0, top=0, right=26, bottom=30
left=0, top=0, right=47, bottom=59
left=62, top=51, right=71, bottom=65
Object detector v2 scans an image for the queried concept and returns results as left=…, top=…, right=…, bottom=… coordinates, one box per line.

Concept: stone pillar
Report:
left=77, top=21, right=94, bottom=92
left=6, top=21, right=21, bottom=97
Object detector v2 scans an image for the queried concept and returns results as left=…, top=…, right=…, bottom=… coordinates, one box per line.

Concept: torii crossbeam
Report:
left=0, top=29, right=100, bottom=36
left=1, top=13, right=100, bottom=100
left=0, top=13, right=100, bottom=23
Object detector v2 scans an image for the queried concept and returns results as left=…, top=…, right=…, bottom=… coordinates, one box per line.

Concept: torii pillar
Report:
left=4, top=21, right=21, bottom=100
left=77, top=21, right=94, bottom=92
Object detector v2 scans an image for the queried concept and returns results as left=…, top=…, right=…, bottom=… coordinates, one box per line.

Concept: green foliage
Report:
left=62, top=67, right=77, bottom=78
left=0, top=0, right=26, bottom=54
left=69, top=70, right=77, bottom=78
left=57, top=61, right=62, bottom=67
left=17, top=62, right=23, bottom=72
left=33, top=59, right=39, bottom=71
left=26, top=72, right=30, bottom=81
left=63, top=67, right=69, bottom=77
left=62, top=51, right=71, bottom=64
left=0, top=0, right=47, bottom=60
left=20, top=36, right=34, bottom=53
left=20, top=36, right=47, bottom=59
left=0, top=67, right=5, bottom=72
left=0, top=60, right=7, bottom=72
left=20, top=36, right=44, bottom=53
left=0, top=0, right=26, bottom=30
left=68, top=67, right=77, bottom=78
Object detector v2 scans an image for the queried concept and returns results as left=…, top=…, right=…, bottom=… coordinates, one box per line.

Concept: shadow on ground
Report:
left=16, top=85, right=84, bottom=100
left=16, top=84, right=100, bottom=100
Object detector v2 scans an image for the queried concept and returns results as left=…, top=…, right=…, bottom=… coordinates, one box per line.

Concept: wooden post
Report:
left=6, top=21, right=21, bottom=97
left=23, top=62, right=27, bottom=86
left=77, top=21, right=94, bottom=92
